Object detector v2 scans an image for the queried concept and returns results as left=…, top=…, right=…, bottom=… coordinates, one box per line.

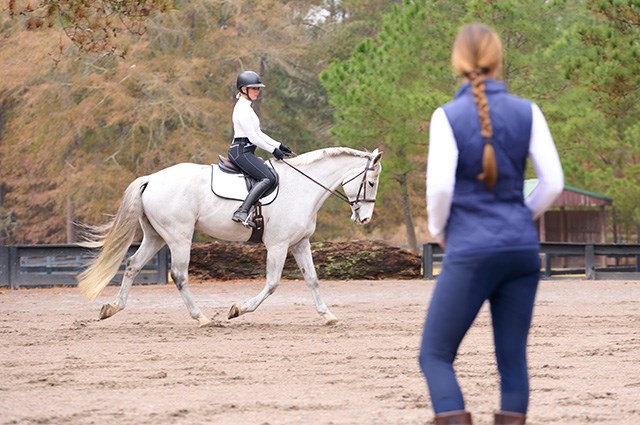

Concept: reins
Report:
left=280, top=156, right=376, bottom=206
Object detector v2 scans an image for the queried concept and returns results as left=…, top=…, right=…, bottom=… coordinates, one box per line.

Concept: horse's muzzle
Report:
left=357, top=217, right=370, bottom=225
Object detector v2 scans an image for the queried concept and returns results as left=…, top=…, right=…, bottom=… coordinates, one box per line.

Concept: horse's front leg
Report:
left=228, top=243, right=287, bottom=320
left=291, top=238, right=338, bottom=325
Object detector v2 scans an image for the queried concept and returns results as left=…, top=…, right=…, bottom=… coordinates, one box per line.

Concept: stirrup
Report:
left=240, top=216, right=257, bottom=229
left=232, top=209, right=257, bottom=229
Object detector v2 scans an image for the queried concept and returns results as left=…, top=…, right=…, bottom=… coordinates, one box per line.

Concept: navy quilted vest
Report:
left=441, top=80, right=539, bottom=256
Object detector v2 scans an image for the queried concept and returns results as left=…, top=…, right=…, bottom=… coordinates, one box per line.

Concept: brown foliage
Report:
left=25, top=17, right=44, bottom=30
left=12, top=0, right=169, bottom=57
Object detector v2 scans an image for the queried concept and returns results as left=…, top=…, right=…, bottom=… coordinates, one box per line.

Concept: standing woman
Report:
left=229, top=71, right=292, bottom=228
left=420, top=24, right=563, bottom=425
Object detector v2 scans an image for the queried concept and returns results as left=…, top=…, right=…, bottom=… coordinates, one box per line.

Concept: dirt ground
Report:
left=1, top=278, right=639, bottom=425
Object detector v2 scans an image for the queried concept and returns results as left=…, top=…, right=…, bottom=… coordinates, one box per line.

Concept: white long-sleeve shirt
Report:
left=426, top=103, right=564, bottom=244
left=232, top=97, right=281, bottom=153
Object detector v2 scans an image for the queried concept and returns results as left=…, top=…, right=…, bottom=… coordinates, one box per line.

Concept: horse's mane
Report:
left=286, top=147, right=372, bottom=166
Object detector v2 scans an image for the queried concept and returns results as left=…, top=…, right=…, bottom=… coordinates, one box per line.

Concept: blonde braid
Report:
left=470, top=71, right=497, bottom=191
left=452, top=23, right=502, bottom=192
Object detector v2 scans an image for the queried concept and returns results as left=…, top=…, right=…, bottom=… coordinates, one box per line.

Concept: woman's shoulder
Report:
left=503, top=91, right=533, bottom=107
left=232, top=98, right=252, bottom=115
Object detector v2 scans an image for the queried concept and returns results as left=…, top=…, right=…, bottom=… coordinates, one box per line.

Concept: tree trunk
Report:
left=62, top=83, right=78, bottom=245
left=397, top=173, right=418, bottom=254
left=66, top=191, right=76, bottom=243
left=65, top=162, right=77, bottom=244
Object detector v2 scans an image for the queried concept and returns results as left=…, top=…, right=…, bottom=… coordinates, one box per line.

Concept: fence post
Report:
left=10, top=247, right=19, bottom=289
left=423, top=243, right=434, bottom=279
left=544, top=253, right=552, bottom=277
left=0, top=246, right=9, bottom=288
left=585, top=244, right=595, bottom=279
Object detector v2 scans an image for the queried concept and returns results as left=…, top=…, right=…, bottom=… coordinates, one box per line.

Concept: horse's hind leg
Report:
left=291, top=238, right=338, bottom=325
left=228, top=243, right=288, bottom=320
left=167, top=239, right=212, bottom=327
left=99, top=220, right=165, bottom=320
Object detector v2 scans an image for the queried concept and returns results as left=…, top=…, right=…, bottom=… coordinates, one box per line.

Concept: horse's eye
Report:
left=368, top=181, right=375, bottom=188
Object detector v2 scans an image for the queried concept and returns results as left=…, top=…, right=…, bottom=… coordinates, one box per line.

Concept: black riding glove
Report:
left=279, top=144, right=292, bottom=155
left=273, top=148, right=285, bottom=160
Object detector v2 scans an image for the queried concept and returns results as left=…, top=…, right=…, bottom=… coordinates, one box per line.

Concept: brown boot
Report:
left=434, top=410, right=472, bottom=425
left=494, top=411, right=526, bottom=425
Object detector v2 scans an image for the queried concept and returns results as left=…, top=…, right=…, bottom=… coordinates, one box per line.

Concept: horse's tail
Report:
left=77, top=176, right=149, bottom=301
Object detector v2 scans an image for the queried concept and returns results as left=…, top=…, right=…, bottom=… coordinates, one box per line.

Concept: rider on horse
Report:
left=228, top=70, right=293, bottom=228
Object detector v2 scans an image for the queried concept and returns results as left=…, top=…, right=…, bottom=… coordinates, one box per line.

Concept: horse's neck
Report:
left=284, top=154, right=364, bottom=205
left=305, top=154, right=362, bottom=185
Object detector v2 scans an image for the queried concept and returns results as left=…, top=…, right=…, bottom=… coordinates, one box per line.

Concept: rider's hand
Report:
left=273, top=148, right=285, bottom=160
left=279, top=144, right=293, bottom=155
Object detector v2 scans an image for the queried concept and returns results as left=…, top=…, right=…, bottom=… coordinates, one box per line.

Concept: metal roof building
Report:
left=525, top=179, right=613, bottom=243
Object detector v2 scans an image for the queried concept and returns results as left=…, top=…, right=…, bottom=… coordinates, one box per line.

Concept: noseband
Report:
left=340, top=157, right=378, bottom=205
left=281, top=156, right=378, bottom=207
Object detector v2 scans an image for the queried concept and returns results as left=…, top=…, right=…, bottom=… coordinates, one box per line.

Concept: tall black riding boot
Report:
left=232, top=179, right=272, bottom=228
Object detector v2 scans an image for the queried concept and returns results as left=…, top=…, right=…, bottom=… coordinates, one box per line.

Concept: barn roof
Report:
left=524, top=179, right=613, bottom=207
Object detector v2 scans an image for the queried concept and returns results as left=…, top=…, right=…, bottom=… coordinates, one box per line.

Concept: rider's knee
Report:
left=260, top=175, right=277, bottom=189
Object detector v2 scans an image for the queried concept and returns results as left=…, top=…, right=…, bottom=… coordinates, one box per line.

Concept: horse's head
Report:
left=341, top=149, right=383, bottom=225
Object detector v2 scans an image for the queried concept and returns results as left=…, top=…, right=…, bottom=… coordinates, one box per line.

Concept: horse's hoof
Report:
left=99, top=304, right=118, bottom=320
left=198, top=317, right=212, bottom=328
left=323, top=314, right=339, bottom=326
left=228, top=304, right=241, bottom=320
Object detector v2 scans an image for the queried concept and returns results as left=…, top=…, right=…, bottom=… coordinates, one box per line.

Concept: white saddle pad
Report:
left=210, top=165, right=278, bottom=205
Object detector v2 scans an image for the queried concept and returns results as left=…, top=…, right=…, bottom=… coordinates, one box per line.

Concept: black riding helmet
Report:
left=236, top=71, right=265, bottom=96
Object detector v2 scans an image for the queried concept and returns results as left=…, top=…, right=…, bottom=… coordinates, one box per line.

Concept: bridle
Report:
left=280, top=156, right=379, bottom=207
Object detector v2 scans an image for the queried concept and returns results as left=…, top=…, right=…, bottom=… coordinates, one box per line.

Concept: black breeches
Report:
left=228, top=142, right=277, bottom=189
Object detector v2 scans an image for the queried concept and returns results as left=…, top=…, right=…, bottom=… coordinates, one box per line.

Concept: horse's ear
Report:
left=372, top=148, right=383, bottom=164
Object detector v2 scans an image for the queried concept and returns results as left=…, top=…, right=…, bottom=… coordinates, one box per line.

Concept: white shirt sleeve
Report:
left=233, top=99, right=281, bottom=152
left=525, top=103, right=564, bottom=219
left=426, top=107, right=458, bottom=244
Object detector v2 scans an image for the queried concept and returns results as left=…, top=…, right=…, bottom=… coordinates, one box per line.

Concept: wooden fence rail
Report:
left=3, top=242, right=639, bottom=288
left=0, top=244, right=169, bottom=289
left=422, top=242, right=640, bottom=280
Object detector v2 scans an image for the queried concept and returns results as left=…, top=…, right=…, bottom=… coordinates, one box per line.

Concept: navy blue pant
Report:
left=419, top=249, right=540, bottom=414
